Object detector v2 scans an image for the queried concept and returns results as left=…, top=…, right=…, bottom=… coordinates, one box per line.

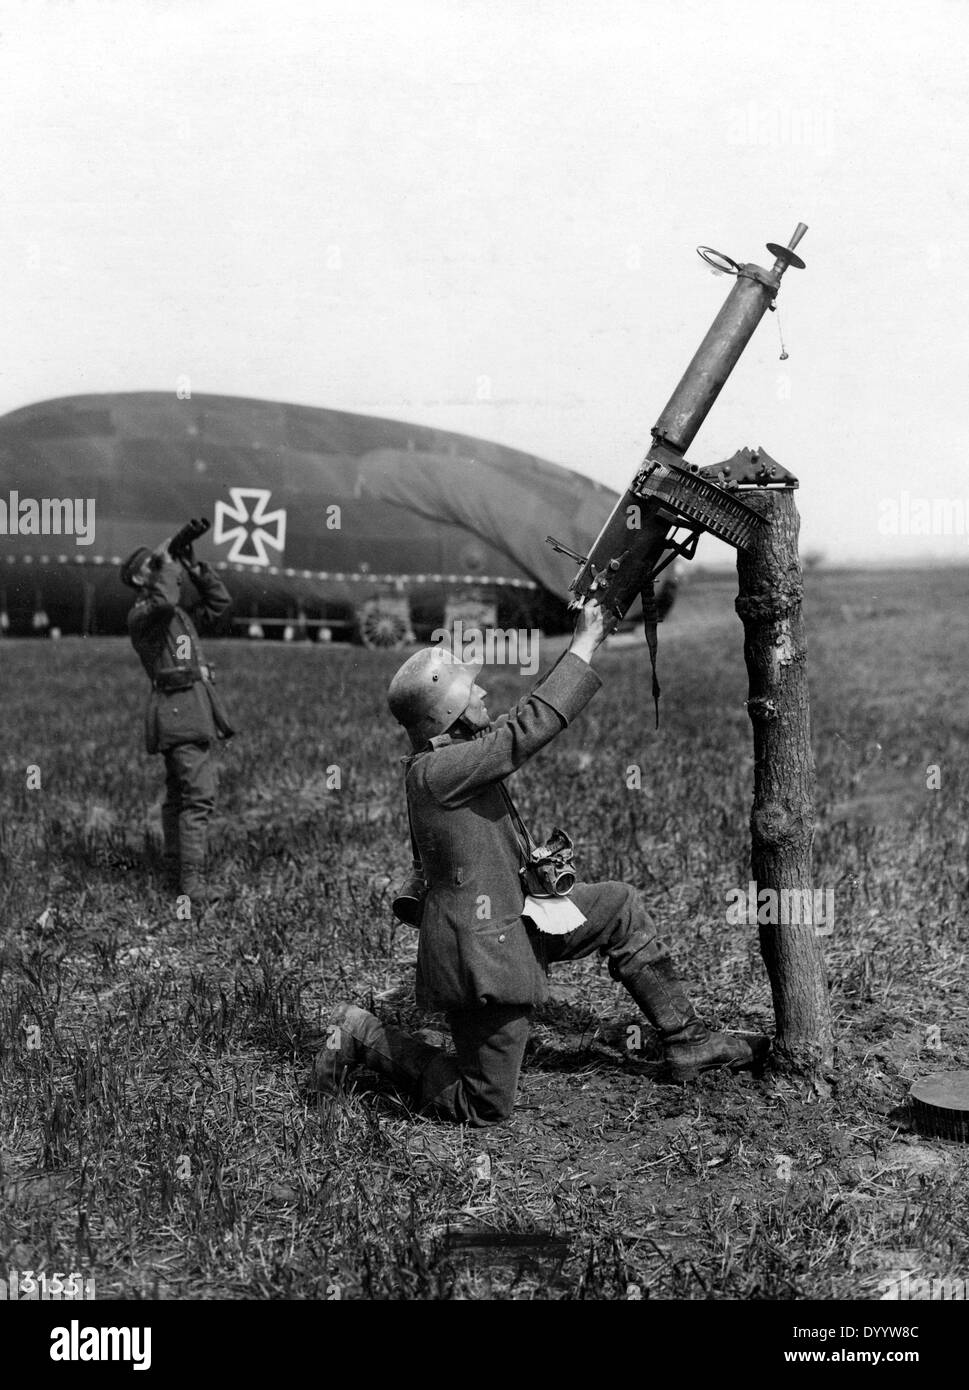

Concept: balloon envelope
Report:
left=0, top=391, right=619, bottom=638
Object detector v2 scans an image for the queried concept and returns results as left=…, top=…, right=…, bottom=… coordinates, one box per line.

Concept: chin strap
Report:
left=456, top=715, right=492, bottom=740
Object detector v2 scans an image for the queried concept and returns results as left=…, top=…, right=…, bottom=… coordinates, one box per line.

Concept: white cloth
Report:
left=522, top=894, right=587, bottom=936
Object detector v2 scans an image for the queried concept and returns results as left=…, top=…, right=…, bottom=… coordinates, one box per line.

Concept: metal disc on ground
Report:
left=909, top=1072, right=969, bottom=1142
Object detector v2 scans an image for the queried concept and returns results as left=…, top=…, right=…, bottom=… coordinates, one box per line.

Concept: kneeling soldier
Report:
left=121, top=537, right=235, bottom=906
left=313, top=600, right=767, bottom=1126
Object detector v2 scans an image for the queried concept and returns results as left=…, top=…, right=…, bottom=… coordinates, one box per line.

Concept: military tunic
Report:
left=406, top=651, right=600, bottom=1011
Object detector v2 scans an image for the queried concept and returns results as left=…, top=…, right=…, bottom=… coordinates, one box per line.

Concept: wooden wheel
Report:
left=358, top=598, right=413, bottom=650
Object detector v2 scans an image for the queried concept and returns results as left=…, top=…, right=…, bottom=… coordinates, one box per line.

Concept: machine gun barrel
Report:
left=567, top=223, right=808, bottom=631
left=655, top=223, right=808, bottom=454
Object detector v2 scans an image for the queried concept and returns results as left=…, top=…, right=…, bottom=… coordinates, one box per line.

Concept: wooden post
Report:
left=735, top=488, right=834, bottom=1079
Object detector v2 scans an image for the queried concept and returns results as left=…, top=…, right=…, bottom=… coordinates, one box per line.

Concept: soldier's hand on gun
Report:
left=569, top=597, right=610, bottom=664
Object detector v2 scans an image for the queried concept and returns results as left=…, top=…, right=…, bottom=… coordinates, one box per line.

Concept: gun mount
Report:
left=553, top=223, right=808, bottom=722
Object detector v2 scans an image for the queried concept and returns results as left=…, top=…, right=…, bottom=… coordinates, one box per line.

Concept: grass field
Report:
left=1, top=566, right=967, bottom=1301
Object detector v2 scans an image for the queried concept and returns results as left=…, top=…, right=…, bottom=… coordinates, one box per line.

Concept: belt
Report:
left=153, top=664, right=211, bottom=692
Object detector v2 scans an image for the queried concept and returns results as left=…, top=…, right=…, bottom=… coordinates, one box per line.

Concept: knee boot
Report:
left=617, top=936, right=770, bottom=1083
left=178, top=863, right=223, bottom=909
left=162, top=809, right=180, bottom=861
left=160, top=804, right=180, bottom=888
left=311, top=1003, right=441, bottom=1097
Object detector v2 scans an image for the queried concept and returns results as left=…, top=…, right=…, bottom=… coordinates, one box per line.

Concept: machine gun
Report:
left=548, top=222, right=808, bottom=725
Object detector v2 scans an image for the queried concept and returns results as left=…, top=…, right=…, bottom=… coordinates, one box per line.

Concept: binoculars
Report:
left=168, top=517, right=211, bottom=560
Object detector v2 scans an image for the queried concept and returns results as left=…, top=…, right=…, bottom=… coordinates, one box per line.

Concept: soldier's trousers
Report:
left=415, top=880, right=670, bottom=1128
left=161, top=740, right=217, bottom=869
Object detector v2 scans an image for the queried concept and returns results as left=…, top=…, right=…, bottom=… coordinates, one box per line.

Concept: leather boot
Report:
left=311, top=1002, right=441, bottom=1096
left=618, top=939, right=769, bottom=1082
left=161, top=854, right=180, bottom=892
left=178, top=865, right=223, bottom=910
left=162, top=803, right=180, bottom=865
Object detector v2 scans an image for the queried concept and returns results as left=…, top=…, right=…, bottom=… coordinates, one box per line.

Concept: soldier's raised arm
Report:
left=415, top=600, right=609, bottom=809
left=179, top=554, right=232, bottom=629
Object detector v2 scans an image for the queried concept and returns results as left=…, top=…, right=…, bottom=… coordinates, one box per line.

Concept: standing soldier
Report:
left=120, top=535, right=235, bottom=907
left=312, top=600, right=768, bottom=1127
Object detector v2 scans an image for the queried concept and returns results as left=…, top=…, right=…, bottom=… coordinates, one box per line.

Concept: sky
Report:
left=1, top=0, right=967, bottom=565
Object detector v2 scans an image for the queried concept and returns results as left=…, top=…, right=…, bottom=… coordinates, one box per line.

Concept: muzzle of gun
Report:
left=549, top=223, right=808, bottom=727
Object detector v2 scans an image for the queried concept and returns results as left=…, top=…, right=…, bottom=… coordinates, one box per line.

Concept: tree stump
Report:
left=735, top=488, right=834, bottom=1078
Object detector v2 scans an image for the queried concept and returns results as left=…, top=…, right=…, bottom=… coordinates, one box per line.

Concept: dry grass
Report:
left=1, top=566, right=968, bottom=1300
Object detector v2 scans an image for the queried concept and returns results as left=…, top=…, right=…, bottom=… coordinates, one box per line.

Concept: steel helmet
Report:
left=388, top=646, right=483, bottom=749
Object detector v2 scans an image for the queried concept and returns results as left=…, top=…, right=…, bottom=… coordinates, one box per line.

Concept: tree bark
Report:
left=735, top=488, right=834, bottom=1078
